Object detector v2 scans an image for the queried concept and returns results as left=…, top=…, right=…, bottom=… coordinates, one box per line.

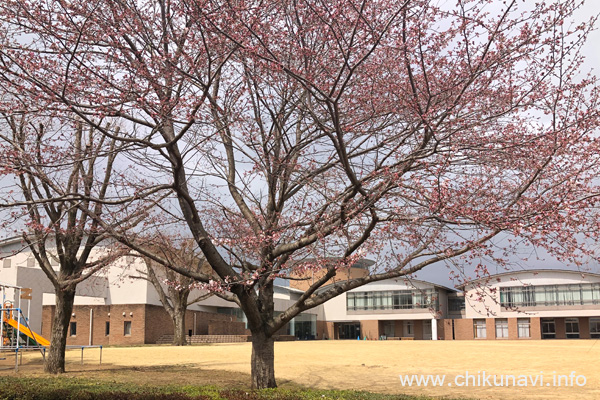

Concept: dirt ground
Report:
left=2, top=340, right=600, bottom=400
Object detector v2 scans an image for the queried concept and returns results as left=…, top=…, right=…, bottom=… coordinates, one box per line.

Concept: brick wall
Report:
left=316, top=320, right=335, bottom=340
left=41, top=305, right=54, bottom=340
left=530, top=317, right=542, bottom=339
left=486, top=318, right=496, bottom=340
left=142, top=304, right=173, bottom=344
left=360, top=320, right=379, bottom=339
left=207, top=320, right=246, bottom=335
left=194, top=311, right=239, bottom=335
left=107, top=304, right=147, bottom=345
left=66, top=305, right=111, bottom=346
left=555, top=317, right=566, bottom=339
left=507, top=318, right=518, bottom=339
left=454, top=318, right=474, bottom=340
left=579, top=317, right=590, bottom=339
left=442, top=319, right=453, bottom=340
left=42, top=303, right=247, bottom=346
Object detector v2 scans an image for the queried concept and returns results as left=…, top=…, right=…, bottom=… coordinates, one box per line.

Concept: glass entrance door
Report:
left=338, top=323, right=361, bottom=339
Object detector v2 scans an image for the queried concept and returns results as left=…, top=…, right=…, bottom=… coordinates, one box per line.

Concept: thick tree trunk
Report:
left=172, top=308, right=188, bottom=346
left=251, top=331, right=276, bottom=389
left=44, top=288, right=76, bottom=374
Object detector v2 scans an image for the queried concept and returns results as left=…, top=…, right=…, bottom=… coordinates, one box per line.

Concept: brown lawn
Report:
left=1, top=340, right=599, bottom=399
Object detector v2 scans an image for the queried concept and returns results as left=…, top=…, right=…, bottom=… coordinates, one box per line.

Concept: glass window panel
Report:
left=382, top=292, right=391, bottom=308
left=571, top=285, right=582, bottom=305
left=593, top=284, right=600, bottom=304
left=500, top=288, right=511, bottom=307
left=366, top=292, right=374, bottom=308
left=474, top=320, right=486, bottom=338
left=517, top=318, right=530, bottom=338
left=534, top=287, right=546, bottom=304
left=581, top=284, right=593, bottom=303
left=558, top=286, right=572, bottom=305
left=355, top=294, right=365, bottom=309
left=523, top=287, right=535, bottom=306
left=512, top=288, right=524, bottom=305
left=347, top=293, right=355, bottom=310
left=495, top=319, right=508, bottom=338
left=545, top=286, right=558, bottom=306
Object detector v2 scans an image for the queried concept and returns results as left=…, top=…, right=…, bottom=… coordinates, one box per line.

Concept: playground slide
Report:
left=5, top=318, right=50, bottom=347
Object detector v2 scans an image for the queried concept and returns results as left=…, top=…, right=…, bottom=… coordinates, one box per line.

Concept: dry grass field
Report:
left=2, top=340, right=600, bottom=400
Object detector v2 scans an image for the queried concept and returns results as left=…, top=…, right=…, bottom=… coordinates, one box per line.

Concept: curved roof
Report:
left=315, top=275, right=456, bottom=293
left=456, top=268, right=600, bottom=290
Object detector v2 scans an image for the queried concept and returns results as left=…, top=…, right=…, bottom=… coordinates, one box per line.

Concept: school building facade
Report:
left=2, top=236, right=600, bottom=344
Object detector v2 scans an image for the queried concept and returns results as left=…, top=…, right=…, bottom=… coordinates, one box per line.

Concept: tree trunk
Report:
left=172, top=308, right=188, bottom=346
left=44, top=288, right=76, bottom=374
left=251, top=331, right=276, bottom=389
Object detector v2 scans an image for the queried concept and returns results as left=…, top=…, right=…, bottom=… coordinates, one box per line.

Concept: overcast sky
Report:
left=412, top=1, right=600, bottom=289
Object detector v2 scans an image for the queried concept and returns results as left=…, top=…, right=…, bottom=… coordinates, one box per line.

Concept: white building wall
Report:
left=322, top=278, right=448, bottom=322
left=464, top=270, right=600, bottom=319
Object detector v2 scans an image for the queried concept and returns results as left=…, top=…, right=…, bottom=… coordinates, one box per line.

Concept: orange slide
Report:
left=5, top=318, right=50, bottom=346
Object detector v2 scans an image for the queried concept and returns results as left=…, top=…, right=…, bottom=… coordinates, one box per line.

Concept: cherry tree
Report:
left=1, top=0, right=599, bottom=388
left=0, top=112, right=169, bottom=373
left=133, top=235, right=215, bottom=346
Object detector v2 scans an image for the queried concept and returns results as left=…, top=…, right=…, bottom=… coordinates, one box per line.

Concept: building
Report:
left=2, top=236, right=600, bottom=344
left=450, top=269, right=600, bottom=340
left=316, top=278, right=453, bottom=340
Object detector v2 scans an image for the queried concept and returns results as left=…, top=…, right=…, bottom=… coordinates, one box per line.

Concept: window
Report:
left=346, top=289, right=439, bottom=311
left=542, top=319, right=555, bottom=339
left=565, top=318, right=579, bottom=339
left=3, top=258, right=11, bottom=268
left=105, top=321, right=110, bottom=336
left=69, top=322, right=77, bottom=337
left=124, top=321, right=132, bottom=336
left=522, top=287, right=535, bottom=307
left=501, top=283, right=600, bottom=308
left=474, top=319, right=486, bottom=339
left=517, top=318, right=530, bottom=338
left=26, top=257, right=35, bottom=268
left=589, top=318, right=600, bottom=338
left=495, top=319, right=508, bottom=338
left=448, top=297, right=466, bottom=312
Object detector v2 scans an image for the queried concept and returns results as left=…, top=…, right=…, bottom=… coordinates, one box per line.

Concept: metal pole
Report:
left=27, top=296, right=30, bottom=328
left=14, top=348, right=18, bottom=372
left=99, top=345, right=102, bottom=365
left=1, top=286, right=4, bottom=349
left=16, top=288, right=21, bottom=351
left=81, top=347, right=84, bottom=365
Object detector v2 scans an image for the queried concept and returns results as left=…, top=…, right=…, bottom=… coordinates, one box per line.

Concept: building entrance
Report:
left=338, top=323, right=361, bottom=339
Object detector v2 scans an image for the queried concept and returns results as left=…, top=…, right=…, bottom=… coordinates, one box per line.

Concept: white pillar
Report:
left=289, top=318, right=295, bottom=336
left=431, top=318, right=438, bottom=340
